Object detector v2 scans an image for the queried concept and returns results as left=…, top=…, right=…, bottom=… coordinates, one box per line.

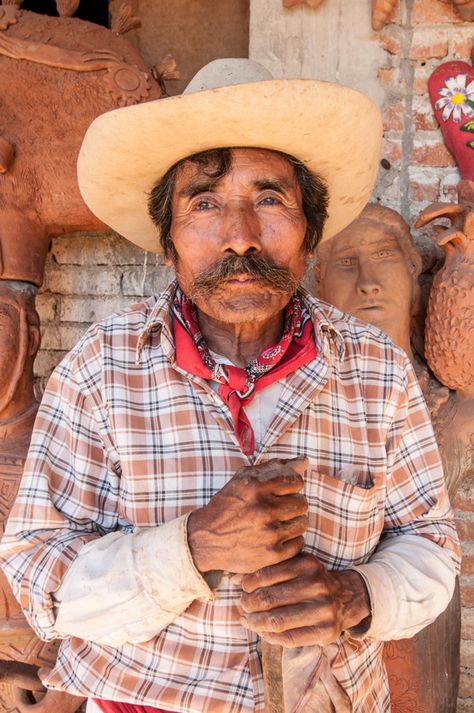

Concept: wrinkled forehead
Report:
left=328, top=219, right=402, bottom=256
left=176, top=147, right=298, bottom=181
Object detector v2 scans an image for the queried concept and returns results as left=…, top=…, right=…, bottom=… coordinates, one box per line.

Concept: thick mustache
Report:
left=190, top=254, right=301, bottom=298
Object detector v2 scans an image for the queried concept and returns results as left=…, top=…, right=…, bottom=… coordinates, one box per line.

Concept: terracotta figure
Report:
left=313, top=203, right=461, bottom=713
left=0, top=269, right=82, bottom=711
left=415, top=186, right=474, bottom=496
left=0, top=3, right=165, bottom=710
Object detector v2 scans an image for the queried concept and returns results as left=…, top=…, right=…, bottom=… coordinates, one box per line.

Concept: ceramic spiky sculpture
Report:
left=416, top=195, right=474, bottom=393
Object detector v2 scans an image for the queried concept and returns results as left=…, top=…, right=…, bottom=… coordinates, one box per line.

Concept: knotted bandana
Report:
left=172, top=288, right=316, bottom=455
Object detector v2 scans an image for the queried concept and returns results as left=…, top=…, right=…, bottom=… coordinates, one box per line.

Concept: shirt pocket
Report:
left=304, top=466, right=383, bottom=569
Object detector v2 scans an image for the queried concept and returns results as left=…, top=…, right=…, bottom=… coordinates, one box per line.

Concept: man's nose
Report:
left=356, top=262, right=381, bottom=295
left=220, top=203, right=262, bottom=256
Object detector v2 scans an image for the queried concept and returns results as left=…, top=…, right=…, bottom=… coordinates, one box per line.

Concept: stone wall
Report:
left=35, top=0, right=474, bottom=708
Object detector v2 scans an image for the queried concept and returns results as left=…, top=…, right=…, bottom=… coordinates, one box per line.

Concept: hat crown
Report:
left=184, top=58, right=273, bottom=95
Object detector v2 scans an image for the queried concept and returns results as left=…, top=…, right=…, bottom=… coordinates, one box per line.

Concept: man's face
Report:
left=168, top=148, right=308, bottom=324
left=318, top=221, right=415, bottom=338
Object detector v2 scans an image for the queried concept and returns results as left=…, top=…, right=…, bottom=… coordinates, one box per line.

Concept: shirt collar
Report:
left=135, top=280, right=346, bottom=365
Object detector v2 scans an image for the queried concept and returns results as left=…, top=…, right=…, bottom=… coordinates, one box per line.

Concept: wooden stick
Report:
left=261, top=640, right=284, bottom=713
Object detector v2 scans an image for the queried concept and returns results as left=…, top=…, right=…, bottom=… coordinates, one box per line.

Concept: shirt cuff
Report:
left=348, top=534, right=456, bottom=641
left=135, top=513, right=216, bottom=611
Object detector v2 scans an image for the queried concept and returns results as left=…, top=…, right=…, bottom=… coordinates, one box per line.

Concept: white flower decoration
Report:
left=435, top=73, right=474, bottom=123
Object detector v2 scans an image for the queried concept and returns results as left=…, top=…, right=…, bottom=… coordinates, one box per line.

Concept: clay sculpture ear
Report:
left=428, top=59, right=474, bottom=180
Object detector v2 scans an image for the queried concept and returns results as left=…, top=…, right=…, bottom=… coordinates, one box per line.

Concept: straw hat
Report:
left=77, top=58, right=382, bottom=253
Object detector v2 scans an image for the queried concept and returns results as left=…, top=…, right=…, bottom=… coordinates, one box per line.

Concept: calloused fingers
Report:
left=265, top=535, right=306, bottom=568
left=267, top=514, right=309, bottom=543
left=241, top=575, right=328, bottom=613
left=240, top=553, right=324, bottom=592
left=266, top=493, right=308, bottom=521
left=259, top=624, right=336, bottom=648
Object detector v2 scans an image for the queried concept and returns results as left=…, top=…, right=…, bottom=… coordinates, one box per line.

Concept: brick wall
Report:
left=35, top=232, right=173, bottom=388
left=34, top=0, right=473, bottom=708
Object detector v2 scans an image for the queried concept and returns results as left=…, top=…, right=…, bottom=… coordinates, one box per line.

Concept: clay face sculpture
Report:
left=314, top=204, right=422, bottom=362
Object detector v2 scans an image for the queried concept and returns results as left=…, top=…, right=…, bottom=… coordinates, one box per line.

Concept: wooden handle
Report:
left=261, top=640, right=284, bottom=713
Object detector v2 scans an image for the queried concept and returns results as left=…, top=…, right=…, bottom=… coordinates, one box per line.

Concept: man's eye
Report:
left=376, top=249, right=393, bottom=258
left=337, top=257, right=354, bottom=267
left=259, top=195, right=281, bottom=206
left=194, top=200, right=214, bottom=211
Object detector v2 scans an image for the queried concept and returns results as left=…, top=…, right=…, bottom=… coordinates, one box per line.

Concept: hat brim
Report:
left=77, top=79, right=382, bottom=253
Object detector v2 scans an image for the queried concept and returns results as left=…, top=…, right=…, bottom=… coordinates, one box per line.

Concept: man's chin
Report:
left=196, top=290, right=292, bottom=324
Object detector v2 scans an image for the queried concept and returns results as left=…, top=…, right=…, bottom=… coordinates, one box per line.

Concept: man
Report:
left=0, top=59, right=460, bottom=713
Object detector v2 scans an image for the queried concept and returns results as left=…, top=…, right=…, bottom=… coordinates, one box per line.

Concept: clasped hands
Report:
left=187, top=457, right=371, bottom=648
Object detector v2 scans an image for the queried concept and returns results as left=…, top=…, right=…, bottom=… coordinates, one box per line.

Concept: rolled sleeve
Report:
left=54, top=513, right=214, bottom=646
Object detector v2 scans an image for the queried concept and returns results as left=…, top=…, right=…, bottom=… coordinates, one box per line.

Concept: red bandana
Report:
left=172, top=289, right=317, bottom=455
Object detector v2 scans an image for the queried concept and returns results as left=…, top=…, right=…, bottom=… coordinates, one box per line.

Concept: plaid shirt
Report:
left=0, top=282, right=460, bottom=713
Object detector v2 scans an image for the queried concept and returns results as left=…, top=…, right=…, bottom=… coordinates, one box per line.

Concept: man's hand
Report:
left=187, top=458, right=308, bottom=574
left=237, top=552, right=371, bottom=647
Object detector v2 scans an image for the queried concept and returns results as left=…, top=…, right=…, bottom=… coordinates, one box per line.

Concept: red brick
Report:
left=461, top=582, right=474, bottom=607
left=379, top=26, right=402, bottom=55
left=459, top=670, right=474, bottom=698
left=382, top=136, right=403, bottom=164
left=412, top=111, right=438, bottom=131
left=409, top=178, right=440, bottom=202
left=411, top=0, right=463, bottom=24
left=462, top=553, right=474, bottom=577
left=454, top=485, right=474, bottom=513
left=412, top=95, right=438, bottom=130
left=462, top=607, right=474, bottom=640
left=456, top=518, right=474, bottom=542
left=382, top=100, right=405, bottom=131
left=461, top=638, right=474, bottom=668
left=452, top=27, right=474, bottom=58
left=377, top=67, right=400, bottom=87
left=413, top=62, right=438, bottom=95
left=410, top=138, right=456, bottom=167
left=410, top=28, right=449, bottom=60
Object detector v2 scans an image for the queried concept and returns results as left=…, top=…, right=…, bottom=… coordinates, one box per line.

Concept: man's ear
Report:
left=28, top=323, right=41, bottom=358
left=164, top=240, right=177, bottom=267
